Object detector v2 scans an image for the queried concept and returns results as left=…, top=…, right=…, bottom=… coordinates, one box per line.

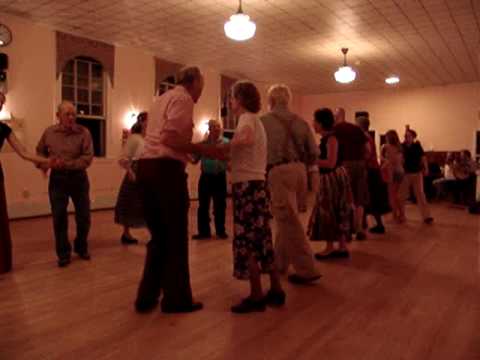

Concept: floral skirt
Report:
left=308, top=167, right=353, bottom=242
left=232, top=180, right=275, bottom=280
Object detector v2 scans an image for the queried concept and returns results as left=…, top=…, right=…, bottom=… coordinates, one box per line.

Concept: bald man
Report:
left=37, top=101, right=94, bottom=267
left=191, top=119, right=229, bottom=240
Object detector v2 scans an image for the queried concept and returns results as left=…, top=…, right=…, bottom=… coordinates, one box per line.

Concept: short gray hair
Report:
left=267, top=84, right=292, bottom=106
left=208, top=119, right=221, bottom=128
left=57, top=100, right=75, bottom=113
left=176, top=66, right=202, bottom=86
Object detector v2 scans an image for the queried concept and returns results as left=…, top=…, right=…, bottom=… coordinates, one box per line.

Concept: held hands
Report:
left=49, top=158, right=66, bottom=169
left=197, top=143, right=230, bottom=161
left=127, top=168, right=136, bottom=182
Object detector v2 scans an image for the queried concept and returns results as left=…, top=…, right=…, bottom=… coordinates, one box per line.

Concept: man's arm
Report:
left=302, top=120, right=319, bottom=166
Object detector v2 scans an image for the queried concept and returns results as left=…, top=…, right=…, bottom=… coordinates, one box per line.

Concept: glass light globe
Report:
left=224, top=13, right=256, bottom=41
left=334, top=66, right=356, bottom=83
left=385, top=76, right=400, bottom=84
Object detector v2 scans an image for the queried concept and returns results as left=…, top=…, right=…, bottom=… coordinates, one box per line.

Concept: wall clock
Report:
left=0, top=24, right=12, bottom=47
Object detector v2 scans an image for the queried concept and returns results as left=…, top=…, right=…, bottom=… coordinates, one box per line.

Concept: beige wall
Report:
left=0, top=14, right=224, bottom=218
left=300, top=82, right=480, bottom=152
left=4, top=13, right=478, bottom=219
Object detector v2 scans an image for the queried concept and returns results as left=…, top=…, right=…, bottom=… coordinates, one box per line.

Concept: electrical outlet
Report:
left=22, top=189, right=30, bottom=199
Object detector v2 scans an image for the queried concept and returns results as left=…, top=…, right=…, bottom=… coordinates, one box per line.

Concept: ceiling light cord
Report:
left=342, top=48, right=349, bottom=67
left=238, top=0, right=243, bottom=14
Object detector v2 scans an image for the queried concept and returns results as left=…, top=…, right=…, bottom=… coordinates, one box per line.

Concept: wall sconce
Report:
left=122, top=109, right=139, bottom=146
left=197, top=118, right=210, bottom=138
left=123, top=110, right=139, bottom=130
left=0, top=107, right=11, bottom=121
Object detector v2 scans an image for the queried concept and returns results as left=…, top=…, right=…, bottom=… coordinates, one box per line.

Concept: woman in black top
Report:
left=400, top=128, right=433, bottom=224
left=308, top=108, right=353, bottom=259
left=0, top=92, right=52, bottom=273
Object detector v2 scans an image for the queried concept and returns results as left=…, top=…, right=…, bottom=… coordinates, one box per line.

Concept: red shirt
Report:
left=366, top=133, right=379, bottom=169
left=334, top=122, right=368, bottom=163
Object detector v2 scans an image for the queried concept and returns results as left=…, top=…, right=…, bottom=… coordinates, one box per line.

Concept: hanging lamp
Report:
left=224, top=0, right=256, bottom=41
left=334, top=48, right=356, bottom=84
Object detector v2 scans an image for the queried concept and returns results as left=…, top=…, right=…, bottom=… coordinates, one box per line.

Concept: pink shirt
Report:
left=142, top=86, right=194, bottom=163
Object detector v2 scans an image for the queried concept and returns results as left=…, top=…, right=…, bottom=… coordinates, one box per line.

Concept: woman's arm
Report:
left=231, top=125, right=254, bottom=147
left=7, top=132, right=51, bottom=165
left=218, top=125, right=254, bottom=155
left=317, top=136, right=338, bottom=169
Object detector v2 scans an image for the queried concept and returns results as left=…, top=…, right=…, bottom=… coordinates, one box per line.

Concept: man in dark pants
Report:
left=192, top=119, right=229, bottom=240
left=135, top=66, right=223, bottom=314
left=36, top=101, right=94, bottom=267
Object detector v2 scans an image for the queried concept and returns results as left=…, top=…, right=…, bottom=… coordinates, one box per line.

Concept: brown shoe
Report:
left=231, top=297, right=266, bottom=314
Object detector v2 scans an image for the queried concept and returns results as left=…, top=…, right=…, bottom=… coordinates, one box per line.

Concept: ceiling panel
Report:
left=0, top=0, right=478, bottom=93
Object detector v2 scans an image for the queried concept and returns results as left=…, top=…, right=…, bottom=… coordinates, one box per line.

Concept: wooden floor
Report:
left=1, top=197, right=479, bottom=360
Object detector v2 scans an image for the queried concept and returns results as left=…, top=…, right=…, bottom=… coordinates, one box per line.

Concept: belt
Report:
left=51, top=169, right=86, bottom=175
left=266, top=158, right=298, bottom=172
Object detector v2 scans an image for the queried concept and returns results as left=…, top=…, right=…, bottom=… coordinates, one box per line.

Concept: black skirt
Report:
left=0, top=165, right=12, bottom=273
left=365, top=167, right=391, bottom=216
left=114, top=164, right=145, bottom=228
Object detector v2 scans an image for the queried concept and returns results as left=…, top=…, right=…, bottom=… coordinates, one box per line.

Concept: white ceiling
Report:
left=2, top=0, right=480, bottom=93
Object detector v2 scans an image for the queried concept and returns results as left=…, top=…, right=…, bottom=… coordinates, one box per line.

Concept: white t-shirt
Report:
left=123, top=133, right=145, bottom=160
left=230, top=112, right=267, bottom=183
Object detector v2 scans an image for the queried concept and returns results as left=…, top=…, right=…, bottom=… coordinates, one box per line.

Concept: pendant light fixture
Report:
left=224, top=0, right=256, bottom=41
left=334, top=48, right=356, bottom=84
left=385, top=75, right=400, bottom=85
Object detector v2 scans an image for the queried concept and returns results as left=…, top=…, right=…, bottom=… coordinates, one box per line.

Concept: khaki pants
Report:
left=268, top=162, right=319, bottom=278
left=296, top=164, right=308, bottom=212
left=400, top=172, right=431, bottom=220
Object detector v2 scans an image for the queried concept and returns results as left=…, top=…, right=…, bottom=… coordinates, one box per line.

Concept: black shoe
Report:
left=76, top=252, right=91, bottom=260
left=161, top=301, right=204, bottom=314
left=231, top=297, right=266, bottom=314
left=287, top=274, right=321, bottom=285
left=192, top=234, right=211, bottom=240
left=424, top=217, right=434, bottom=225
left=315, top=249, right=349, bottom=260
left=121, top=235, right=139, bottom=245
left=135, top=298, right=159, bottom=313
left=264, top=289, right=286, bottom=307
left=217, top=233, right=229, bottom=239
left=356, top=231, right=367, bottom=241
left=57, top=258, right=71, bottom=267
left=369, top=225, right=386, bottom=234
left=332, top=249, right=350, bottom=258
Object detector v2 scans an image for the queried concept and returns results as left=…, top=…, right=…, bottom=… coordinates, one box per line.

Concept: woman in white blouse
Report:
left=114, top=112, right=148, bottom=245
left=221, top=81, right=285, bottom=314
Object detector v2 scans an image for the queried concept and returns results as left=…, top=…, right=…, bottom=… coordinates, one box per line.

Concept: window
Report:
left=220, top=75, right=238, bottom=131
left=157, top=75, right=176, bottom=96
left=62, top=56, right=106, bottom=157
left=221, top=89, right=238, bottom=131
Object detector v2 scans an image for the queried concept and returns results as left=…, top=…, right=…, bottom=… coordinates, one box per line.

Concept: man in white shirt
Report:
left=134, top=66, right=222, bottom=314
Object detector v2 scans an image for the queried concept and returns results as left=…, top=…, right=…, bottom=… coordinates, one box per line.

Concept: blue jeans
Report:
left=49, top=169, right=91, bottom=260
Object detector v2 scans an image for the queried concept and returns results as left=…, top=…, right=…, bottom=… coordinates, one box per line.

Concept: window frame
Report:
left=61, top=56, right=107, bottom=157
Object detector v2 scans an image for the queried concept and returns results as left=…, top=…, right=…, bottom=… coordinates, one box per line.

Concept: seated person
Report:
left=435, top=151, right=477, bottom=205
left=433, top=152, right=457, bottom=198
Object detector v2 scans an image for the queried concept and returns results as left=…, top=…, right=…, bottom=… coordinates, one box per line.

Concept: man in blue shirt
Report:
left=192, top=120, right=229, bottom=239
